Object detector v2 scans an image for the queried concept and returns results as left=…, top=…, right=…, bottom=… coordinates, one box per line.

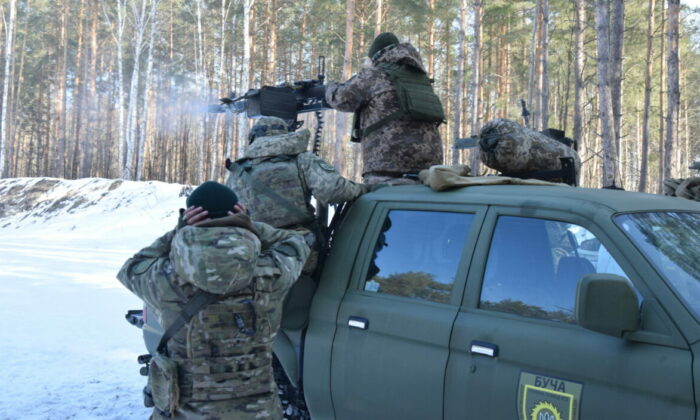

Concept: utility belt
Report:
left=364, top=170, right=420, bottom=181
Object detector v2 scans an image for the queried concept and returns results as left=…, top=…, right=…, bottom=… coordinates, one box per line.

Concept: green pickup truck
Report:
left=127, top=183, right=700, bottom=419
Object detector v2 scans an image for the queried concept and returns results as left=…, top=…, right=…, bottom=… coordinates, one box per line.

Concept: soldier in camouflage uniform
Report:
left=117, top=181, right=310, bottom=420
left=222, top=117, right=370, bottom=330
left=325, top=32, right=443, bottom=185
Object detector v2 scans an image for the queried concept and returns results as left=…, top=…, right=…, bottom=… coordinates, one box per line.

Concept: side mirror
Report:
left=575, top=274, right=640, bottom=337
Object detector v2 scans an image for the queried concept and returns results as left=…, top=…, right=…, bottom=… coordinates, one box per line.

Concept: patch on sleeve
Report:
left=132, top=258, right=158, bottom=275
left=318, top=161, right=337, bottom=173
left=517, top=372, right=583, bottom=420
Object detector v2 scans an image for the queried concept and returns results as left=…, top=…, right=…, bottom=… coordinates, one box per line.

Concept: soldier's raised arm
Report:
left=297, top=152, right=371, bottom=205
left=324, top=69, right=375, bottom=112
left=116, top=229, right=177, bottom=311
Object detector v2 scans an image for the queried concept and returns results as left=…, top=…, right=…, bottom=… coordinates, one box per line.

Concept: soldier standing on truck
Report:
left=187, top=116, right=370, bottom=341
left=325, top=32, right=444, bottom=185
left=118, top=181, right=310, bottom=420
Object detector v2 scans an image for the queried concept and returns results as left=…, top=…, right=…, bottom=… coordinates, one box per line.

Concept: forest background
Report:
left=0, top=0, right=697, bottom=192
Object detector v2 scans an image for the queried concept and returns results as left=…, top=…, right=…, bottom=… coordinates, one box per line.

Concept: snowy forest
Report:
left=0, top=0, right=698, bottom=191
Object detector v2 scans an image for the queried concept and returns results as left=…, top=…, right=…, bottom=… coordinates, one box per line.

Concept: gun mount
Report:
left=209, top=56, right=331, bottom=154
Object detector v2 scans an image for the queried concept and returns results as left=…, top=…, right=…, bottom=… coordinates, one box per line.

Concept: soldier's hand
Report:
left=228, top=203, right=248, bottom=215
left=184, top=206, right=211, bottom=226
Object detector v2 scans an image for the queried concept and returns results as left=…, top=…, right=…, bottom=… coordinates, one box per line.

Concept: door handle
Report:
left=470, top=340, right=498, bottom=358
left=348, top=316, right=369, bottom=330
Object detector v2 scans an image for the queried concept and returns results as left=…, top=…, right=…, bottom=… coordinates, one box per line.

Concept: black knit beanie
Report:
left=368, top=32, right=399, bottom=59
left=186, top=181, right=239, bottom=219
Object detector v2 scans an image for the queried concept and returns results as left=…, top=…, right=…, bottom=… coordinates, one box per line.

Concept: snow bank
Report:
left=0, top=177, right=191, bottom=419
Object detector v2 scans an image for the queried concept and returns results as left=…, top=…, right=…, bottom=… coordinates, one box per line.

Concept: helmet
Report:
left=248, top=116, right=289, bottom=144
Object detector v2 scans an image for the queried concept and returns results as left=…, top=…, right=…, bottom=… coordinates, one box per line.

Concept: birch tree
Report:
left=237, top=0, right=255, bottom=158
left=102, top=0, right=128, bottom=178
left=0, top=0, right=16, bottom=177
left=136, top=0, right=160, bottom=181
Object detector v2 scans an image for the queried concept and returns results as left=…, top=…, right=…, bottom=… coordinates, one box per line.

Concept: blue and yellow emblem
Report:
left=517, top=372, right=583, bottom=420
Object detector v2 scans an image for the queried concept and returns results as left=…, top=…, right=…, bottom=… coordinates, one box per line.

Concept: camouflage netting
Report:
left=478, top=118, right=581, bottom=176
left=663, top=177, right=700, bottom=201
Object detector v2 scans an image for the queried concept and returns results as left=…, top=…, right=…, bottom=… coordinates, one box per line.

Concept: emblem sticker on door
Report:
left=517, top=372, right=583, bottom=420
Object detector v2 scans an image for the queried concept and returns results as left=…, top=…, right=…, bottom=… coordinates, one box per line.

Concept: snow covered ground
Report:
left=0, top=178, right=191, bottom=420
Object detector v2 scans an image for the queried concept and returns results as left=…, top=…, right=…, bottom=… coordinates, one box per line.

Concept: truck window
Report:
left=364, top=210, right=473, bottom=304
left=479, top=216, right=628, bottom=323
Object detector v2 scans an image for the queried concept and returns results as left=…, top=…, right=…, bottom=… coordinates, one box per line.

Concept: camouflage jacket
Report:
left=226, top=128, right=370, bottom=229
left=117, top=221, right=310, bottom=420
left=325, top=43, right=443, bottom=176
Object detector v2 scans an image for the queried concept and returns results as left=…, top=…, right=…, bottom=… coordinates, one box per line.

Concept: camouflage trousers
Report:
left=150, top=392, right=283, bottom=420
left=363, top=174, right=422, bottom=186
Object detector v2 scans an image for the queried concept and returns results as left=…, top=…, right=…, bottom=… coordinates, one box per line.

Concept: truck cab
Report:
left=301, top=183, right=700, bottom=420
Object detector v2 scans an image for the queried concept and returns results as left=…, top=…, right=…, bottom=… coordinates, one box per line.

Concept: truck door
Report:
left=330, top=204, right=484, bottom=420
left=445, top=207, right=694, bottom=419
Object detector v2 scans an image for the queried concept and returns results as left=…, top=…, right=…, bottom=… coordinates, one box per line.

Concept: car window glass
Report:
left=364, top=210, right=474, bottom=304
left=480, top=216, right=629, bottom=323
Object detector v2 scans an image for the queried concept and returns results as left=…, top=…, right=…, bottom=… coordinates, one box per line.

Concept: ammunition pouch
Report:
left=149, top=352, right=180, bottom=416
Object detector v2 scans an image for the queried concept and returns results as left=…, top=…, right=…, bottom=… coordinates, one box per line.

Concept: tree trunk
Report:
left=595, top=0, right=619, bottom=188
left=374, top=0, right=383, bottom=37
left=70, top=0, right=87, bottom=179
left=123, top=0, right=149, bottom=180
left=527, top=0, right=539, bottom=129
left=537, top=0, right=549, bottom=130
left=137, top=0, right=159, bottom=181
left=427, top=0, right=436, bottom=76
left=452, top=0, right=467, bottom=165
left=334, top=0, right=354, bottom=175
left=657, top=2, right=665, bottom=193
left=265, top=0, right=278, bottom=84
left=610, top=0, right=625, bottom=157
left=55, top=0, right=68, bottom=177
left=0, top=0, right=16, bottom=177
left=639, top=0, right=655, bottom=192
left=237, top=0, right=255, bottom=157
left=470, top=0, right=483, bottom=173
left=664, top=0, right=679, bottom=180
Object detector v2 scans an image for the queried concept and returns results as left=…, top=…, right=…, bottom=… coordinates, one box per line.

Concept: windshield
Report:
left=616, top=212, right=700, bottom=320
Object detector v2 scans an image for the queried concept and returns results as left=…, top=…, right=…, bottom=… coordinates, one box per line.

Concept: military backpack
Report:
left=351, top=62, right=445, bottom=142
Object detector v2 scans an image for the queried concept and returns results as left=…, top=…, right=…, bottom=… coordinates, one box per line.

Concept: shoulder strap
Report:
left=157, top=290, right=221, bottom=355
left=231, top=161, right=314, bottom=225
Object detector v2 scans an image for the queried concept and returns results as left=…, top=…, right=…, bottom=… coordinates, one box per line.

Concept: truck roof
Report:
left=365, top=183, right=700, bottom=214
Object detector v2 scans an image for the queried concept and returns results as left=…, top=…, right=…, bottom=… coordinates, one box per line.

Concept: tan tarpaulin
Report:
left=418, top=165, right=565, bottom=192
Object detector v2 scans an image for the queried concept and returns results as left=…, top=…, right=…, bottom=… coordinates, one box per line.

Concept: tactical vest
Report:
left=352, top=62, right=445, bottom=142
left=228, top=156, right=314, bottom=228
left=177, top=291, right=274, bottom=402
